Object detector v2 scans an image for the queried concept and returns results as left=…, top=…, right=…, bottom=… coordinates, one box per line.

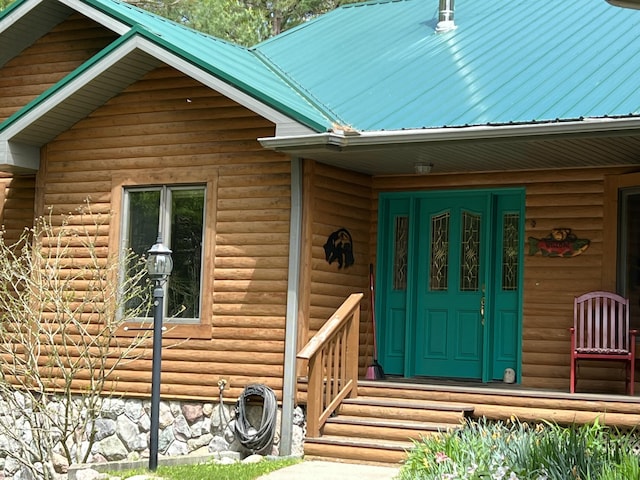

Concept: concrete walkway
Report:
left=257, top=460, right=401, bottom=480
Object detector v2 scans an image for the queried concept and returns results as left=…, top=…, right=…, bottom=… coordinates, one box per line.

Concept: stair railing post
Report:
left=347, top=308, right=360, bottom=398
left=306, top=351, right=322, bottom=437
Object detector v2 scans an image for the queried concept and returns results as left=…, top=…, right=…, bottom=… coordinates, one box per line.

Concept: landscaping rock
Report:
left=210, top=404, right=232, bottom=433
left=98, top=435, right=128, bottom=461
left=74, top=468, right=104, bottom=480
left=101, top=399, right=125, bottom=420
left=172, top=415, right=191, bottom=442
left=116, top=416, right=142, bottom=451
left=123, top=400, right=144, bottom=422
left=51, top=452, right=69, bottom=474
left=94, top=419, right=116, bottom=442
left=181, top=403, right=203, bottom=424
left=12, top=467, right=34, bottom=480
left=189, top=418, right=208, bottom=437
left=166, top=438, right=189, bottom=456
left=187, top=433, right=212, bottom=452
left=158, top=403, right=174, bottom=429
left=158, top=427, right=175, bottom=454
left=215, top=456, right=237, bottom=465
left=208, top=435, right=230, bottom=453
left=242, top=454, right=264, bottom=464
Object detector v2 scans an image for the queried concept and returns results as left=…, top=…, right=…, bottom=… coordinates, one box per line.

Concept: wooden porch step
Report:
left=303, top=435, right=411, bottom=465
left=356, top=380, right=640, bottom=427
left=339, top=396, right=473, bottom=424
left=324, top=415, right=461, bottom=441
left=343, top=396, right=475, bottom=413
left=304, top=392, right=473, bottom=464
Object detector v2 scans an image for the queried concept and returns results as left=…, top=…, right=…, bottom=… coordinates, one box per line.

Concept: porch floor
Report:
left=375, top=375, right=640, bottom=404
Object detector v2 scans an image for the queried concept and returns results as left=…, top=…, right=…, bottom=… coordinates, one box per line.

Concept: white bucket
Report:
left=503, top=368, right=516, bottom=384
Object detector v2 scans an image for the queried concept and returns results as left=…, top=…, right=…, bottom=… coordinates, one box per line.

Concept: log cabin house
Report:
left=2, top=0, right=640, bottom=464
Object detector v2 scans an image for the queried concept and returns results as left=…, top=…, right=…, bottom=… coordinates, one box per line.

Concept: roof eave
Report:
left=0, top=141, right=40, bottom=174
left=0, top=0, right=133, bottom=68
left=259, top=116, right=640, bottom=153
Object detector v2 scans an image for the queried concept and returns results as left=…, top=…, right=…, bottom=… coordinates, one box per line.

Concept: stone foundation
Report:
left=0, top=394, right=306, bottom=479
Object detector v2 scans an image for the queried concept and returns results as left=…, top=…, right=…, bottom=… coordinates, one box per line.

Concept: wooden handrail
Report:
left=297, top=293, right=363, bottom=437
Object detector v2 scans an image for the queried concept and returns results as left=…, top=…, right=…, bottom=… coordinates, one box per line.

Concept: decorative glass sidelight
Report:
left=393, top=216, right=409, bottom=290
left=430, top=212, right=450, bottom=291
left=502, top=213, right=520, bottom=291
left=460, top=211, right=481, bottom=291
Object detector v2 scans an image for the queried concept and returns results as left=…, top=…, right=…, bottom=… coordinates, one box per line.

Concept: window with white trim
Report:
left=122, top=185, right=206, bottom=323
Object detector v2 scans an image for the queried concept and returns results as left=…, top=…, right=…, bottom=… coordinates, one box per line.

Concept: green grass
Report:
left=399, top=418, right=640, bottom=480
left=109, top=457, right=301, bottom=480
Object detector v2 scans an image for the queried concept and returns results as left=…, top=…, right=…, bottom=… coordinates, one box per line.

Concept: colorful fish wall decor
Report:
left=528, top=228, right=590, bottom=257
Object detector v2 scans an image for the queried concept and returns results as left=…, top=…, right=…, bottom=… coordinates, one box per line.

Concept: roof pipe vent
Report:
left=606, top=0, right=640, bottom=8
left=436, top=0, right=456, bottom=33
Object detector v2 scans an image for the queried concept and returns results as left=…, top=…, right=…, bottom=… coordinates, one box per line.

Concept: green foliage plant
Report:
left=0, top=0, right=14, bottom=11
left=129, top=0, right=367, bottom=46
left=399, top=417, right=640, bottom=480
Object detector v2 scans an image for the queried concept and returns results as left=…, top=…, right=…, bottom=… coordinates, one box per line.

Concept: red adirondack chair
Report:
left=570, top=291, right=637, bottom=395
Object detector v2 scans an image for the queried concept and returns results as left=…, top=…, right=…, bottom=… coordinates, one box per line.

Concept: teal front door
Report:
left=377, top=190, right=523, bottom=382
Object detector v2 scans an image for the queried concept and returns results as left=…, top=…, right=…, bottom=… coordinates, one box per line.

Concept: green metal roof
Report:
left=3, top=0, right=640, bottom=136
left=91, top=0, right=343, bottom=131
left=255, top=0, right=640, bottom=132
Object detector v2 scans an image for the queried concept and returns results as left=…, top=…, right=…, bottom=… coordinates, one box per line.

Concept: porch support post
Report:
left=280, top=157, right=303, bottom=456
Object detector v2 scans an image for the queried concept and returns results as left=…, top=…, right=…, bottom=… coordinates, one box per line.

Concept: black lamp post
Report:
left=146, top=236, right=172, bottom=472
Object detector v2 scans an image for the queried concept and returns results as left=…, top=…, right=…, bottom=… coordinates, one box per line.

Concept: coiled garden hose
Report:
left=233, top=383, right=278, bottom=455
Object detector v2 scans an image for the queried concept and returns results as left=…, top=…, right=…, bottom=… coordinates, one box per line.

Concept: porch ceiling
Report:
left=266, top=129, right=640, bottom=175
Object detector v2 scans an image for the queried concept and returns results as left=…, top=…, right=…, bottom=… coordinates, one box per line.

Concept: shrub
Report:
left=399, top=418, right=640, bottom=480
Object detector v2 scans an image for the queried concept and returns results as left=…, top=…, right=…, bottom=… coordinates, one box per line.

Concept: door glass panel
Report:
left=393, top=216, right=408, bottom=290
left=460, top=211, right=481, bottom=291
left=502, top=213, right=520, bottom=291
left=430, top=212, right=449, bottom=291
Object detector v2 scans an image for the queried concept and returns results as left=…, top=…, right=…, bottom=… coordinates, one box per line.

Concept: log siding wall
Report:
left=0, top=14, right=117, bottom=122
left=371, top=167, right=638, bottom=393
left=302, top=161, right=373, bottom=374
left=1, top=175, right=36, bottom=245
left=0, top=14, right=109, bottom=245
left=39, top=66, right=291, bottom=401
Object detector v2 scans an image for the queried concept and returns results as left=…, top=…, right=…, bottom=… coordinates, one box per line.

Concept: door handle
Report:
left=480, top=284, right=485, bottom=326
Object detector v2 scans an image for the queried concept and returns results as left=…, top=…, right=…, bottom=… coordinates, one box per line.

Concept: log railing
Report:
left=297, top=293, right=363, bottom=437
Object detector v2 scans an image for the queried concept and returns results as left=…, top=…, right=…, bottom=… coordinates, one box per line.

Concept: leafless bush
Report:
left=0, top=206, right=152, bottom=479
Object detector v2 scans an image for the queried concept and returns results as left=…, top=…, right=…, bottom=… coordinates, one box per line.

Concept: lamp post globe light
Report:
left=146, top=236, right=172, bottom=472
left=147, top=239, right=174, bottom=280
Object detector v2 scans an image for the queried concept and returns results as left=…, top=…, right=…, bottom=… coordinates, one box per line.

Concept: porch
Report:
left=297, top=379, right=640, bottom=465
left=296, top=295, right=640, bottom=465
